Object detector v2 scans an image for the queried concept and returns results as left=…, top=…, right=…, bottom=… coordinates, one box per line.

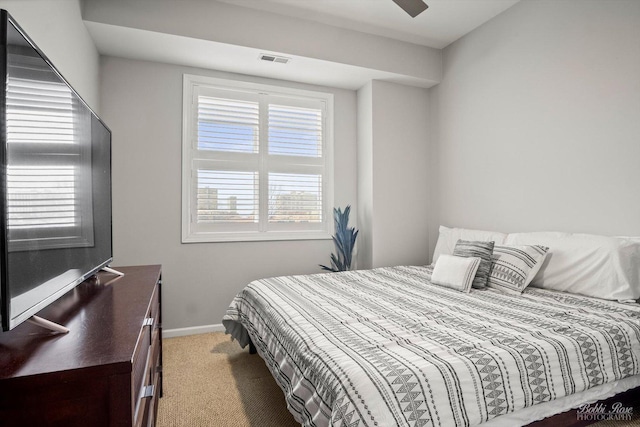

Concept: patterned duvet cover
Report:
left=222, top=265, right=640, bottom=427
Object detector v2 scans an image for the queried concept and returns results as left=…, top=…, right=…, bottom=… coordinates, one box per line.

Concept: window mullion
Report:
left=258, top=93, right=269, bottom=232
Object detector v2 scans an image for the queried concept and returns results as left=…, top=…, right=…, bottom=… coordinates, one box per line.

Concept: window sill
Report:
left=182, top=230, right=333, bottom=243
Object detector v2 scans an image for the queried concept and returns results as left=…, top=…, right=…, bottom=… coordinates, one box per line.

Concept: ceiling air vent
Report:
left=259, top=54, right=290, bottom=64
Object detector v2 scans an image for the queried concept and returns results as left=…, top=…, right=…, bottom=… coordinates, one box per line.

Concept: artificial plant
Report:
left=320, top=205, right=359, bottom=272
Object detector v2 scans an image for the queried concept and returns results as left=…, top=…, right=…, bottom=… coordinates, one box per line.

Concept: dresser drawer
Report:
left=148, top=285, right=160, bottom=332
left=135, top=332, right=161, bottom=427
left=133, top=281, right=162, bottom=427
left=132, top=321, right=151, bottom=412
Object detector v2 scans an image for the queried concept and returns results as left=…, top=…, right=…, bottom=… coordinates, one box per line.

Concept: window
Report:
left=6, top=50, right=94, bottom=251
left=182, top=75, right=334, bottom=242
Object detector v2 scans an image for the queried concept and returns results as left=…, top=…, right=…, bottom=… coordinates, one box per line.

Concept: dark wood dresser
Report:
left=0, top=264, right=162, bottom=427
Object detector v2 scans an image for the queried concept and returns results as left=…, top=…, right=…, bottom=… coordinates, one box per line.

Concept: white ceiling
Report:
left=217, top=0, right=520, bottom=49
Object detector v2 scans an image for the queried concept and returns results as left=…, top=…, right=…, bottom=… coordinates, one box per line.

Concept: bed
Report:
left=223, top=228, right=640, bottom=426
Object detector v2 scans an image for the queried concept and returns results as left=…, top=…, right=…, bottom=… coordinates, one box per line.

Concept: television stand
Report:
left=27, top=314, right=69, bottom=334
left=101, top=265, right=125, bottom=276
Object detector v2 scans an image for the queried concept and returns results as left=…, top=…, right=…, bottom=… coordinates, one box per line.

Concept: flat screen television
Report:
left=0, top=10, right=113, bottom=331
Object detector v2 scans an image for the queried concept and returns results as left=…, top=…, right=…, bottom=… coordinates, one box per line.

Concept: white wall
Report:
left=429, top=0, right=640, bottom=252
left=0, top=0, right=100, bottom=110
left=82, top=0, right=442, bottom=87
left=356, top=82, right=374, bottom=268
left=358, top=81, right=430, bottom=268
left=99, top=56, right=357, bottom=330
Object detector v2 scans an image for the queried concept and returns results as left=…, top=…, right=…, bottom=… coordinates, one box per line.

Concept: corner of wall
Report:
left=356, top=82, right=373, bottom=269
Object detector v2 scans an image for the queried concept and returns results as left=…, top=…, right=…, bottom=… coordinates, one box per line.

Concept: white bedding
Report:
left=223, top=265, right=640, bottom=426
left=485, top=373, right=640, bottom=426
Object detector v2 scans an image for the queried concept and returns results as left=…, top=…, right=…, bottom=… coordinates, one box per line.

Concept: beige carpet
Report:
left=157, top=332, right=298, bottom=427
left=157, top=332, right=640, bottom=427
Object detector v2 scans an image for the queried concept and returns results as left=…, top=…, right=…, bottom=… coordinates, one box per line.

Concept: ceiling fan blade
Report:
left=392, top=0, right=428, bottom=18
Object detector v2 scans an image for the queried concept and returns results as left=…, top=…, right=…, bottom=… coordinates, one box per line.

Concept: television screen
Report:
left=0, top=11, right=112, bottom=331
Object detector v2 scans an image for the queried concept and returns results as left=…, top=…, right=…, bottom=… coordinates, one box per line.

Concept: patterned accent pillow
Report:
left=452, top=239, right=495, bottom=288
left=487, top=244, right=549, bottom=294
left=431, top=255, right=481, bottom=293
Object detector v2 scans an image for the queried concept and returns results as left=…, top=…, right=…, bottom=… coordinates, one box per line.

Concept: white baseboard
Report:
left=163, top=323, right=225, bottom=338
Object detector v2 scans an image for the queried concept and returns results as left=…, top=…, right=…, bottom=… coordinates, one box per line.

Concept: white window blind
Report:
left=268, top=104, right=322, bottom=157
left=6, top=77, right=78, bottom=230
left=196, top=170, right=259, bottom=225
left=5, top=55, right=94, bottom=250
left=7, top=165, right=76, bottom=229
left=7, top=78, right=75, bottom=144
left=197, top=97, right=259, bottom=153
left=268, top=173, right=322, bottom=223
left=182, top=75, right=334, bottom=242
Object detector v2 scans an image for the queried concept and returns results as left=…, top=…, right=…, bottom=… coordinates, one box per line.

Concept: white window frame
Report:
left=182, top=74, right=334, bottom=243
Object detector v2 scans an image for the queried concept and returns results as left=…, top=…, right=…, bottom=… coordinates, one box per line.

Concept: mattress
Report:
left=223, top=265, right=640, bottom=426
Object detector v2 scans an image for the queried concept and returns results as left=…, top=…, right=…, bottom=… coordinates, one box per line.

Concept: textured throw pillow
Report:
left=487, top=245, right=549, bottom=294
left=431, top=255, right=481, bottom=293
left=453, top=239, right=495, bottom=288
left=432, top=225, right=507, bottom=264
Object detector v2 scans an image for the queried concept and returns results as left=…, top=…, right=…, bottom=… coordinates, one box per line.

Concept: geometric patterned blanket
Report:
left=222, top=265, right=640, bottom=427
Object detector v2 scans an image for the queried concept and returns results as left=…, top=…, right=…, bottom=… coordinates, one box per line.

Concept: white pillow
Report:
left=487, top=245, right=549, bottom=294
left=505, top=232, right=640, bottom=301
left=431, top=255, right=482, bottom=293
left=432, top=225, right=507, bottom=264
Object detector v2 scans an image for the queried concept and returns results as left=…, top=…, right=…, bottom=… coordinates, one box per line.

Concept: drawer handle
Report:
left=143, top=317, right=154, bottom=327
left=142, top=385, right=155, bottom=399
